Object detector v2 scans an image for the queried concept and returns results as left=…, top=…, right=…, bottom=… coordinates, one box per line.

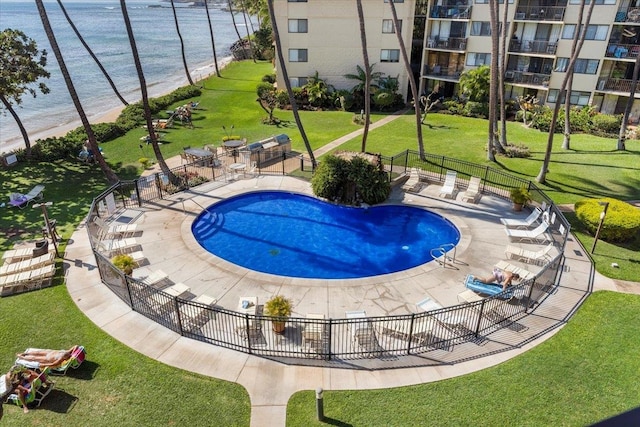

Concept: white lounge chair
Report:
left=461, top=176, right=481, bottom=203
left=97, top=238, right=139, bottom=255
left=494, top=260, right=536, bottom=281
left=140, top=269, right=169, bottom=287
left=163, top=282, right=190, bottom=297
left=505, top=243, right=554, bottom=264
left=505, top=220, right=549, bottom=243
left=500, top=207, right=542, bottom=229
left=94, top=216, right=138, bottom=238
left=401, top=168, right=423, bottom=193
left=0, top=263, right=56, bottom=295
left=8, top=185, right=44, bottom=209
left=439, top=171, right=458, bottom=199
left=0, top=252, right=55, bottom=276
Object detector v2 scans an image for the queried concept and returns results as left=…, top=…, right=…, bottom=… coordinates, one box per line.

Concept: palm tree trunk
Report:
left=618, top=54, right=640, bottom=151
left=240, top=0, right=256, bottom=62
left=355, top=0, right=371, bottom=153
left=0, top=95, right=32, bottom=157
left=387, top=0, right=424, bottom=159
left=120, top=0, right=170, bottom=175
left=170, top=0, right=194, bottom=86
left=35, top=0, right=119, bottom=184
left=229, top=0, right=244, bottom=42
left=498, top=1, right=510, bottom=152
left=204, top=0, right=221, bottom=77
left=487, top=0, right=499, bottom=161
left=537, top=0, right=594, bottom=184
left=55, top=0, right=128, bottom=106
left=266, top=0, right=317, bottom=168
left=562, top=9, right=584, bottom=151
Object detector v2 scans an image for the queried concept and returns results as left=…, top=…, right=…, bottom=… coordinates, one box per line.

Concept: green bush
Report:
left=531, top=106, right=564, bottom=133
left=592, top=113, right=622, bottom=136
left=333, top=89, right=353, bottom=111
left=575, top=198, right=640, bottom=243
left=373, top=91, right=396, bottom=110
left=462, top=101, right=488, bottom=118
left=261, top=74, right=276, bottom=84
left=504, top=143, right=531, bottom=158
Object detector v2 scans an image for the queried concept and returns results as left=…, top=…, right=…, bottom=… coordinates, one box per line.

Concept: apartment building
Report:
left=275, top=0, right=640, bottom=120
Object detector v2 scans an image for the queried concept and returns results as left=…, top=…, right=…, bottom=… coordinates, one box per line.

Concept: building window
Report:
left=475, top=0, right=514, bottom=3
left=569, top=0, right=615, bottom=4
left=288, top=0, right=307, bottom=2
left=471, top=22, right=491, bottom=36
left=384, top=0, right=404, bottom=3
left=290, top=77, right=308, bottom=87
left=547, top=90, right=591, bottom=106
left=380, top=49, right=400, bottom=62
left=562, top=25, right=609, bottom=41
left=289, top=49, right=308, bottom=62
left=466, top=52, right=490, bottom=66
left=554, top=57, right=599, bottom=74
left=288, top=19, right=308, bottom=33
left=382, top=19, right=401, bottom=33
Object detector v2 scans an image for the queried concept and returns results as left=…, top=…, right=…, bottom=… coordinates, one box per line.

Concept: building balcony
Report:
left=510, top=39, right=557, bottom=55
left=615, top=7, right=640, bottom=23
left=605, top=43, right=640, bottom=59
left=505, top=70, right=550, bottom=88
left=426, top=37, right=467, bottom=51
left=423, top=65, right=462, bottom=81
left=596, top=77, right=638, bottom=94
left=429, top=5, right=471, bottom=19
left=514, top=6, right=566, bottom=22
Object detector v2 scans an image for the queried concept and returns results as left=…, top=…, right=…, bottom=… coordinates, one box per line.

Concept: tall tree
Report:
left=497, top=1, right=511, bottom=152
left=56, top=0, right=128, bottom=106
left=170, top=0, right=194, bottom=86
left=561, top=4, right=586, bottom=151
left=35, top=0, right=119, bottom=183
left=266, top=0, right=317, bottom=168
left=355, top=0, right=371, bottom=153
left=617, top=54, right=640, bottom=151
left=387, top=0, right=424, bottom=159
left=486, top=0, right=499, bottom=161
left=239, top=0, right=256, bottom=62
left=204, top=0, right=221, bottom=77
left=228, top=0, right=244, bottom=42
left=536, top=0, right=595, bottom=184
left=0, top=29, right=50, bottom=157
left=120, top=0, right=170, bottom=175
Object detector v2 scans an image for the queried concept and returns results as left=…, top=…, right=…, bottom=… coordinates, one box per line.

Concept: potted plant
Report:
left=510, top=186, right=532, bottom=211
left=264, top=295, right=293, bottom=334
left=112, top=254, right=137, bottom=276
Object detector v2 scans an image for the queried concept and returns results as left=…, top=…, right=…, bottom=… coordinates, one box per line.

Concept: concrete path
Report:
left=62, top=121, right=638, bottom=426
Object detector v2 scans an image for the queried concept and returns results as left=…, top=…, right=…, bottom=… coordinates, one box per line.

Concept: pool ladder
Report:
left=430, top=243, right=457, bottom=268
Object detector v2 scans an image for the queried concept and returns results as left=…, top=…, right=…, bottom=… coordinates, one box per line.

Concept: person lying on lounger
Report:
left=16, top=345, right=79, bottom=368
left=1, top=366, right=39, bottom=413
left=472, top=269, right=520, bottom=291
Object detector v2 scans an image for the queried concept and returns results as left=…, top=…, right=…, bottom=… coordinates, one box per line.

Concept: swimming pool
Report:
left=192, top=191, right=460, bottom=279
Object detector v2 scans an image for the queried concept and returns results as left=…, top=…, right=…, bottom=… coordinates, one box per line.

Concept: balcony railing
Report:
left=429, top=5, right=471, bottom=19
left=427, top=37, right=467, bottom=51
left=605, top=43, right=640, bottom=59
left=423, top=65, right=462, bottom=80
left=514, top=6, right=565, bottom=21
left=505, top=70, right=550, bottom=87
left=615, top=7, right=640, bottom=23
left=510, top=39, right=557, bottom=55
left=596, top=77, right=638, bottom=93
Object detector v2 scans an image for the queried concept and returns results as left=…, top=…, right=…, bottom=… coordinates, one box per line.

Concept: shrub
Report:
left=261, top=74, right=276, bottom=84
left=531, top=106, right=564, bottom=133
left=504, top=143, right=531, bottom=158
left=333, top=89, right=353, bottom=111
left=592, top=113, right=622, bottom=136
left=442, top=99, right=464, bottom=115
left=462, top=101, right=488, bottom=118
left=275, top=90, right=289, bottom=109
left=139, top=158, right=151, bottom=169
left=372, top=91, right=396, bottom=110
left=575, top=198, right=640, bottom=243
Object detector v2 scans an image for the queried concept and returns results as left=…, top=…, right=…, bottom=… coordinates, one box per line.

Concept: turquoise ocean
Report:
left=0, top=0, right=253, bottom=151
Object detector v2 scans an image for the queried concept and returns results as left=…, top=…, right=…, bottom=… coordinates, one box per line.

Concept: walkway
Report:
left=64, top=125, right=636, bottom=427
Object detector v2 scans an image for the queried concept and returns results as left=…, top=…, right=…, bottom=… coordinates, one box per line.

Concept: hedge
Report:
left=574, top=198, right=640, bottom=243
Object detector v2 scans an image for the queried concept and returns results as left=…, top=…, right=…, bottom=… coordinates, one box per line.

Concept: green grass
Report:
left=0, top=285, right=250, bottom=426
left=286, top=292, right=640, bottom=427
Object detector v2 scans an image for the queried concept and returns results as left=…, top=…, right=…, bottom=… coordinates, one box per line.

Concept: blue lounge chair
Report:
left=464, top=274, right=513, bottom=299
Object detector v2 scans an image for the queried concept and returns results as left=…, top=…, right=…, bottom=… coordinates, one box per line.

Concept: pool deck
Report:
left=64, top=174, right=629, bottom=426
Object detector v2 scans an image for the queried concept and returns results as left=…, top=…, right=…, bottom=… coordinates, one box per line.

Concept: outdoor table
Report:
left=184, top=148, right=214, bottom=166
left=223, top=139, right=245, bottom=162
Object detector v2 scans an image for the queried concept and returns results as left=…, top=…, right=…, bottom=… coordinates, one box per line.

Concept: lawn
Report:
left=286, top=291, right=640, bottom=427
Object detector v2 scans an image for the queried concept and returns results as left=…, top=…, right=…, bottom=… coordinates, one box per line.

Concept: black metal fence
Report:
left=87, top=150, right=572, bottom=367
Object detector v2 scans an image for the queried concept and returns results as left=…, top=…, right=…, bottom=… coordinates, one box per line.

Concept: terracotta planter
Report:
left=512, top=203, right=524, bottom=212
left=271, top=320, right=286, bottom=334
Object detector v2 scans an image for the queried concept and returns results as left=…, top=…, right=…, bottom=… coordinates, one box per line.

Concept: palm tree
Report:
left=169, top=0, right=194, bottom=86
left=55, top=0, right=128, bottom=106
left=120, top=0, right=170, bottom=175
left=204, top=0, right=221, bottom=77
left=497, top=1, right=511, bottom=152
left=239, top=0, right=256, bottom=62
left=35, top=0, right=119, bottom=184
left=355, top=0, right=371, bottom=153
left=536, top=0, right=595, bottom=184
left=228, top=0, right=244, bottom=42
left=617, top=55, right=640, bottom=151
left=387, top=0, right=424, bottom=159
left=486, top=0, right=499, bottom=161
left=266, top=0, right=317, bottom=168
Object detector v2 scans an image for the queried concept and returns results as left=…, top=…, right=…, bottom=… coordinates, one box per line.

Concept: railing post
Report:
left=134, top=180, right=143, bottom=208
left=174, top=297, right=184, bottom=336
left=474, top=300, right=485, bottom=337
left=407, top=313, right=416, bottom=355
left=327, top=318, right=332, bottom=360
left=244, top=314, right=253, bottom=354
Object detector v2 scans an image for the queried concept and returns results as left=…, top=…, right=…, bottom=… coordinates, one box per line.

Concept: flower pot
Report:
left=513, top=202, right=524, bottom=212
left=271, top=320, right=286, bottom=334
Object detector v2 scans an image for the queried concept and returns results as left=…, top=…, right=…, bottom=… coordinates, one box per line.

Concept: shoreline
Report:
left=1, top=56, right=234, bottom=154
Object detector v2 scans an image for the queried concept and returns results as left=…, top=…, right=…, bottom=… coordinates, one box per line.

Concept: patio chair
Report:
left=346, top=311, right=382, bottom=358
left=0, top=252, right=55, bottom=277
left=401, top=168, right=424, bottom=193
left=1, top=247, right=34, bottom=263
left=97, top=237, right=139, bottom=256
left=505, top=220, right=550, bottom=243
left=505, top=243, right=554, bottom=264
left=464, top=274, right=514, bottom=299
left=500, top=207, right=542, bottom=229
left=461, top=176, right=481, bottom=203
left=139, top=269, right=169, bottom=287
left=0, top=263, right=56, bottom=295
left=15, top=345, right=86, bottom=376
left=179, top=295, right=217, bottom=333
left=4, top=367, right=55, bottom=408
left=494, top=260, right=536, bottom=281
left=439, top=171, right=458, bottom=199
left=94, top=216, right=138, bottom=238
left=23, top=185, right=45, bottom=205
left=162, top=282, right=190, bottom=297
left=302, top=313, right=326, bottom=355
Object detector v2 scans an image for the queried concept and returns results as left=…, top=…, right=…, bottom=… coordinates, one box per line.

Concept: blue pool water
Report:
left=192, top=191, right=460, bottom=279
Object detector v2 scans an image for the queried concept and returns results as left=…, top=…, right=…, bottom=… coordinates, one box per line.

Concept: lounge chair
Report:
left=3, top=367, right=55, bottom=408
left=494, top=260, right=536, bottom=281
left=505, top=243, right=554, bottom=264
left=2, top=243, right=53, bottom=264
left=505, top=220, right=549, bottom=243
left=97, top=237, right=139, bottom=255
left=439, top=170, right=458, bottom=199
left=302, top=313, right=326, bottom=355
left=140, top=269, right=169, bottom=287
left=500, top=207, right=542, bottom=229
left=180, top=295, right=217, bottom=333
left=23, top=185, right=45, bottom=205
left=401, top=168, right=424, bottom=193
left=0, top=263, right=56, bottom=295
left=346, top=311, right=382, bottom=358
left=0, top=252, right=55, bottom=277
left=94, top=216, right=138, bottom=238
left=15, top=345, right=86, bottom=375
left=464, top=274, right=514, bottom=299
left=461, top=176, right=481, bottom=203
left=162, top=282, right=190, bottom=297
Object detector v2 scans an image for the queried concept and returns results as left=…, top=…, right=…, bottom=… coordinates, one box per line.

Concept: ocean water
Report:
left=0, top=0, right=254, bottom=151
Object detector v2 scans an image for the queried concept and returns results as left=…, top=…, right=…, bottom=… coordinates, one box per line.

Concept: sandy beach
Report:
left=1, top=57, right=233, bottom=154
